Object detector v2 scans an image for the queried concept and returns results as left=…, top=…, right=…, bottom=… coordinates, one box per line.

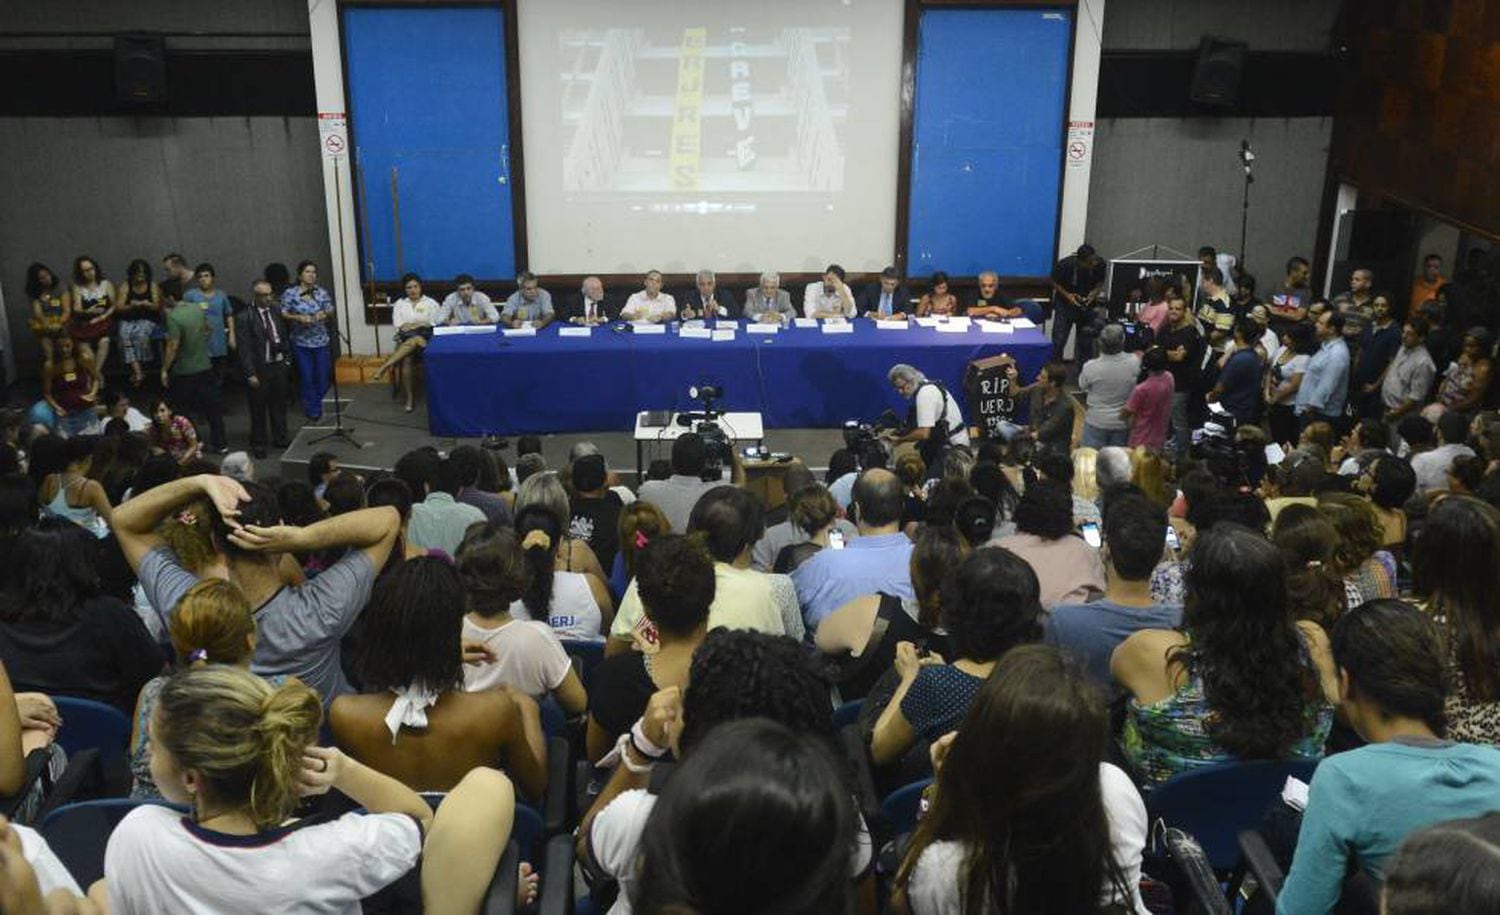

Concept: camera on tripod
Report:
left=842, top=410, right=900, bottom=470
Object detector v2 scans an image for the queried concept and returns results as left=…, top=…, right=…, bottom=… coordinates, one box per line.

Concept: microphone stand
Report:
left=1238, top=142, right=1255, bottom=269
left=309, top=157, right=364, bottom=450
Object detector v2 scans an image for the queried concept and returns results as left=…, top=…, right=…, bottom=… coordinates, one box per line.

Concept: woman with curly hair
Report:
left=1320, top=491, right=1398, bottom=604
left=995, top=478, right=1105, bottom=609
left=65, top=255, right=115, bottom=369
left=871, top=547, right=1044, bottom=767
left=1411, top=495, right=1500, bottom=746
left=894, top=645, right=1146, bottom=915
left=1113, top=523, right=1338, bottom=789
left=1271, top=504, right=1348, bottom=630
left=25, top=262, right=69, bottom=367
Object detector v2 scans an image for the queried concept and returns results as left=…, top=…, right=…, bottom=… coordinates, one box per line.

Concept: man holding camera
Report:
left=885, top=363, right=970, bottom=471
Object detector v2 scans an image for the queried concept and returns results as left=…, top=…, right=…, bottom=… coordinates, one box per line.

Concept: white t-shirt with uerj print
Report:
left=104, top=804, right=422, bottom=915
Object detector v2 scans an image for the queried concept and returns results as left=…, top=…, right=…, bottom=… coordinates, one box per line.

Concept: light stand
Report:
left=309, top=157, right=364, bottom=450
left=1238, top=140, right=1255, bottom=269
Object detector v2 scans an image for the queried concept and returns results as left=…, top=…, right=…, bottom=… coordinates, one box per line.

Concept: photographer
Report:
left=886, top=364, right=970, bottom=473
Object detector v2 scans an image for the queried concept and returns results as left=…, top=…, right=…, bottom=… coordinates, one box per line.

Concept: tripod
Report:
left=309, top=157, right=364, bottom=450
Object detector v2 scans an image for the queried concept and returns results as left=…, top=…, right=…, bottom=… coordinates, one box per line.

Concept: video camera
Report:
left=1190, top=406, right=1265, bottom=487
left=843, top=410, right=900, bottom=470
left=697, top=421, right=731, bottom=481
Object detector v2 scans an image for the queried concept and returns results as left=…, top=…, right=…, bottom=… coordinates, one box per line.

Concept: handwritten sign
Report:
left=963, top=354, right=1018, bottom=439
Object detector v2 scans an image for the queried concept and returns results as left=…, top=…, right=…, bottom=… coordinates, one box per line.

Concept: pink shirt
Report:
left=1125, top=371, right=1175, bottom=449
left=1137, top=301, right=1169, bottom=335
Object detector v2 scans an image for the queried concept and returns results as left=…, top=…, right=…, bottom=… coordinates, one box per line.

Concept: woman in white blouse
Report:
left=893, top=644, right=1148, bottom=915
left=372, top=272, right=441, bottom=412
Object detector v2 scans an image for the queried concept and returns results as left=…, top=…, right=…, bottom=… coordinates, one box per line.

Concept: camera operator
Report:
left=885, top=363, right=970, bottom=473
left=636, top=431, right=745, bottom=533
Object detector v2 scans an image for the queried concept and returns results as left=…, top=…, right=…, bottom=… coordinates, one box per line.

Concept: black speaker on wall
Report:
left=1189, top=36, right=1247, bottom=106
left=114, top=33, right=166, bottom=104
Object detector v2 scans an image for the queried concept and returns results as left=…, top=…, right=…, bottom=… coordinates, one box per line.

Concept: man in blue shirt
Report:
left=1048, top=493, right=1181, bottom=694
left=1209, top=317, right=1265, bottom=426
left=793, top=468, right=913, bottom=631
left=1294, top=310, right=1351, bottom=429
left=500, top=271, right=555, bottom=329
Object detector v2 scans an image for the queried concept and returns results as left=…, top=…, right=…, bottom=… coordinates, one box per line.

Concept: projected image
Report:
left=559, top=26, right=850, bottom=195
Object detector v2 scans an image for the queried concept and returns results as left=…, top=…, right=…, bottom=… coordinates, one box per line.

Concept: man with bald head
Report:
left=563, top=276, right=618, bottom=325
left=791, top=467, right=915, bottom=630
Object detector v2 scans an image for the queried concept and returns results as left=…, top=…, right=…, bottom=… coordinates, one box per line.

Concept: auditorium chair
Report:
left=1237, top=830, right=1380, bottom=915
left=39, top=798, right=185, bottom=888
left=52, top=697, right=133, bottom=795
left=1145, top=758, right=1320, bottom=875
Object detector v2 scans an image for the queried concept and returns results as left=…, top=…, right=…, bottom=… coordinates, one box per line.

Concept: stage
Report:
left=423, top=318, right=1053, bottom=437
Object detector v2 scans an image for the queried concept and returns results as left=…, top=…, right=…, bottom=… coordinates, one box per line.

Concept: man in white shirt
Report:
left=885, top=364, right=970, bottom=470
left=743, top=271, right=796, bottom=324
left=1411, top=409, right=1476, bottom=493
left=439, top=273, right=499, bottom=325
left=803, top=264, right=856, bottom=319
left=621, top=269, right=677, bottom=323
left=500, top=271, right=555, bottom=328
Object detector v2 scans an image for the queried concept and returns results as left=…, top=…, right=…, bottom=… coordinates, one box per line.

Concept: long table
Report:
left=424, top=319, right=1052, bottom=435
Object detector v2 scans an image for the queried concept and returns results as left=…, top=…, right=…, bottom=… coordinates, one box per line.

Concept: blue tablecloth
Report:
left=424, top=320, right=1053, bottom=435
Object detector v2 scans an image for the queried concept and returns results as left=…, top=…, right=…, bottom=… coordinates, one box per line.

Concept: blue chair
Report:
left=560, top=639, right=605, bottom=691
left=40, top=798, right=184, bottom=887
left=879, top=777, right=933, bottom=840
left=831, top=699, right=863, bottom=732
left=538, top=695, right=568, bottom=739
left=53, top=697, right=131, bottom=772
left=1146, top=759, right=1320, bottom=873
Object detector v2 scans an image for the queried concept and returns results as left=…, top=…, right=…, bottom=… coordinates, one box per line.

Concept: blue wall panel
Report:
left=343, top=6, right=514, bottom=281
left=906, top=9, right=1071, bottom=278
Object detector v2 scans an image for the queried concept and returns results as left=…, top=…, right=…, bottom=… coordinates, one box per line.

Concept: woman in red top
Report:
left=42, top=336, right=99, bottom=437
left=146, top=397, right=200, bottom=465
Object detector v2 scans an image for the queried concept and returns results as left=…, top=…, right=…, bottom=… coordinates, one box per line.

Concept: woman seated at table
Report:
left=915, top=271, right=962, bottom=317
left=329, top=556, right=548, bottom=799
left=372, top=273, right=442, bottom=412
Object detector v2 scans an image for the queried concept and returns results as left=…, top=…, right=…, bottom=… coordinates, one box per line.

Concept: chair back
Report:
left=538, top=695, right=568, bottom=739
left=40, top=799, right=183, bottom=888
left=1148, top=759, right=1320, bottom=871
left=879, top=777, right=934, bottom=840
left=53, top=697, right=132, bottom=771
left=560, top=639, right=604, bottom=690
left=831, top=699, right=863, bottom=732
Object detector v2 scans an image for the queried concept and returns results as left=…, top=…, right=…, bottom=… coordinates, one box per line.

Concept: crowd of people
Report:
left=0, top=245, right=1498, bottom=913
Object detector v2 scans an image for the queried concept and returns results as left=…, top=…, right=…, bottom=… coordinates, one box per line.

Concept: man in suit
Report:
left=679, top=269, right=739, bottom=320
left=856, top=266, right=910, bottom=320
left=743, top=271, right=796, bottom=324
left=235, top=278, right=293, bottom=457
left=562, top=275, right=618, bottom=325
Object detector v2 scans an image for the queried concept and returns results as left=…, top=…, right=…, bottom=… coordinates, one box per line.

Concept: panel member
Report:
left=500, top=271, right=555, bottom=329
left=679, top=269, right=738, bottom=320
left=235, top=279, right=292, bottom=457
left=439, top=274, right=499, bottom=326
left=856, top=266, right=910, bottom=320
left=967, top=270, right=1028, bottom=320
left=562, top=276, right=618, bottom=325
left=621, top=269, right=677, bottom=323
left=803, top=264, right=856, bottom=319
left=744, top=271, right=796, bottom=324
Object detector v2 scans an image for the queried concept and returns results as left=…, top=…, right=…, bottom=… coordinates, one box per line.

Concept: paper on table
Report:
left=632, top=323, right=667, bottom=335
left=822, top=322, right=854, bottom=334
left=934, top=322, right=970, bottom=334
left=1011, top=318, right=1037, bottom=329
left=680, top=326, right=711, bottom=340
left=913, top=317, right=942, bottom=328
left=558, top=326, right=591, bottom=338
left=793, top=317, right=818, bottom=328
left=502, top=326, right=536, bottom=337
left=747, top=323, right=779, bottom=334
left=875, top=320, right=909, bottom=330
left=943, top=316, right=972, bottom=327
left=433, top=324, right=497, bottom=336
left=979, top=322, right=1014, bottom=334
left=711, top=329, right=736, bottom=341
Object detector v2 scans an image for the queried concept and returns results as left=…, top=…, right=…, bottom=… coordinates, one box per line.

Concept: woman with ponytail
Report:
left=104, top=664, right=522, bottom=915
left=514, top=503, right=610, bottom=641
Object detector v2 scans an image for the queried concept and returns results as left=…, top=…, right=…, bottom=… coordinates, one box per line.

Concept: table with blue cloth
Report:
left=424, top=320, right=1053, bottom=435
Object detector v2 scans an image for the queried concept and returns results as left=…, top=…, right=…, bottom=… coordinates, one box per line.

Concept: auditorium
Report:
left=1, top=0, right=1499, bottom=912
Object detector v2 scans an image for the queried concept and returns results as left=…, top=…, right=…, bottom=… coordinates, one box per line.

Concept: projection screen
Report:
left=517, top=0, right=905, bottom=275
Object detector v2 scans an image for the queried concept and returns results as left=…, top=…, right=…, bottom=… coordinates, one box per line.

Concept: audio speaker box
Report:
left=114, top=34, right=166, bottom=104
left=1189, top=36, right=1246, bottom=106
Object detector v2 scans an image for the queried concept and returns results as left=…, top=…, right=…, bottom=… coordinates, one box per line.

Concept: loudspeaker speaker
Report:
left=114, top=34, right=166, bottom=103
left=1189, top=36, right=1246, bottom=106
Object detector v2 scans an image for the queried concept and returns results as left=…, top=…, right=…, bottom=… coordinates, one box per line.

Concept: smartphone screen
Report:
left=1081, top=522, right=1102, bottom=549
left=1166, top=524, right=1181, bottom=550
left=828, top=529, right=846, bottom=550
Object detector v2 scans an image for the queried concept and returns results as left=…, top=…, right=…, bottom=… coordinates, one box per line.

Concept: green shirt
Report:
left=165, top=302, right=212, bottom=376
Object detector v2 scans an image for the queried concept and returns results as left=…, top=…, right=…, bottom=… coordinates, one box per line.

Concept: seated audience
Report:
left=871, top=547, right=1044, bottom=767
left=893, top=645, right=1147, bottom=915
left=1382, top=812, right=1500, bottom=914
left=1412, top=409, right=1475, bottom=493
left=794, top=469, right=914, bottom=631
left=330, top=557, right=547, bottom=798
left=614, top=499, right=670, bottom=594
left=1431, top=327, right=1492, bottom=416
left=105, top=665, right=518, bottom=915
left=116, top=473, right=399, bottom=703
left=773, top=483, right=840, bottom=574
left=515, top=471, right=610, bottom=584
left=514, top=504, right=610, bottom=641
left=1410, top=495, right=1500, bottom=745
left=1359, top=454, right=1417, bottom=551
left=567, top=453, right=622, bottom=572
left=1114, top=524, right=1337, bottom=789
left=816, top=526, right=966, bottom=701
left=1278, top=600, right=1500, bottom=914
left=365, top=477, right=437, bottom=566
left=952, top=494, right=995, bottom=548
left=995, top=479, right=1105, bottom=609
left=587, top=534, right=712, bottom=763
left=612, top=486, right=789, bottom=650
left=0, top=519, right=160, bottom=715
left=636, top=433, right=726, bottom=533
left=454, top=523, right=586, bottom=712
left=1319, top=492, right=1397, bottom=604
left=1047, top=493, right=1181, bottom=693
left=631, top=719, right=859, bottom=914
left=39, top=434, right=110, bottom=537
left=1271, top=504, right=1348, bottom=630
left=447, top=444, right=512, bottom=526
left=396, top=448, right=485, bottom=556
